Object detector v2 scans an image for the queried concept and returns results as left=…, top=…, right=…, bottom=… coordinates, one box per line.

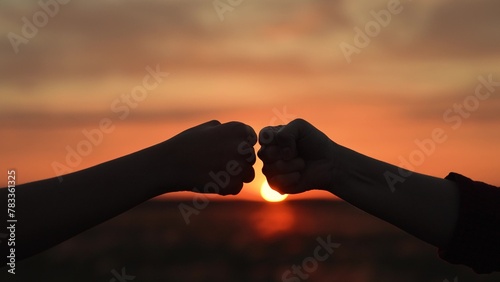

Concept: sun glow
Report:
left=260, top=180, right=288, bottom=202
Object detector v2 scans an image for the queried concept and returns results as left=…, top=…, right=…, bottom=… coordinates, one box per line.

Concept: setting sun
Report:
left=260, top=180, right=288, bottom=202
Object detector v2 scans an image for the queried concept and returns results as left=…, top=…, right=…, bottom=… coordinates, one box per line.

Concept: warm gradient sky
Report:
left=1, top=0, right=499, bottom=201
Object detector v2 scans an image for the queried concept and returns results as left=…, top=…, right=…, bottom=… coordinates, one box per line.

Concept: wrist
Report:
left=327, top=144, right=402, bottom=198
left=325, top=143, right=361, bottom=195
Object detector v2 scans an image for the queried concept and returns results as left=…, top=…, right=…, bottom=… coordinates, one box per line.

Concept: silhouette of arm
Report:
left=0, top=120, right=256, bottom=263
left=258, top=119, right=459, bottom=248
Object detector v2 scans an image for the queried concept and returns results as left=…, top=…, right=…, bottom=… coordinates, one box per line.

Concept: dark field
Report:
left=2, top=200, right=499, bottom=282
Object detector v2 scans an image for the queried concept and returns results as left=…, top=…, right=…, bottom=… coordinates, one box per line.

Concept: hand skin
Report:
left=0, top=120, right=256, bottom=264
left=258, top=118, right=459, bottom=249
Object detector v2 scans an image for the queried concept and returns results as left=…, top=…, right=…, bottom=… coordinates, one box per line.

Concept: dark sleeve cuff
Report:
left=438, top=172, right=500, bottom=274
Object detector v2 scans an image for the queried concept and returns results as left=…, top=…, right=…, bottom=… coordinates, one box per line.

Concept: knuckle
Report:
left=261, top=164, right=272, bottom=176
left=257, top=147, right=271, bottom=161
left=247, top=153, right=256, bottom=165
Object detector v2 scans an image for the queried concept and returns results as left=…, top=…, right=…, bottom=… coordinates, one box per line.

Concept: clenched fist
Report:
left=258, top=119, right=341, bottom=194
left=151, top=120, right=257, bottom=195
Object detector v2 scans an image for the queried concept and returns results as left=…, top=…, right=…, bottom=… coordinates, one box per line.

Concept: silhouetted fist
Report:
left=161, top=120, right=257, bottom=195
left=258, top=119, right=338, bottom=194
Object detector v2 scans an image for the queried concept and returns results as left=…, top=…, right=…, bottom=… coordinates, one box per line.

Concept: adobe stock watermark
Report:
left=178, top=106, right=296, bottom=224
left=178, top=137, right=255, bottom=225
left=213, top=0, right=244, bottom=22
left=109, top=267, right=135, bottom=282
left=385, top=74, right=500, bottom=192
left=7, top=0, right=72, bottom=54
left=282, top=235, right=341, bottom=282
left=339, top=0, right=404, bottom=64
left=269, top=106, right=297, bottom=126
left=51, top=65, right=169, bottom=182
left=259, top=106, right=297, bottom=149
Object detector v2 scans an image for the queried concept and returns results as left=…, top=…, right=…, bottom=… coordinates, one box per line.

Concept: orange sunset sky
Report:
left=1, top=0, right=499, bottom=201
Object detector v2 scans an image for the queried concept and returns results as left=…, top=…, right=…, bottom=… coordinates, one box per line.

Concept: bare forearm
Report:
left=0, top=120, right=257, bottom=263
left=1, top=141, right=177, bottom=262
left=329, top=146, right=459, bottom=248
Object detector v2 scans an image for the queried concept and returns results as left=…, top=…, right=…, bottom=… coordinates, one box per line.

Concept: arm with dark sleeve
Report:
left=439, top=173, right=500, bottom=274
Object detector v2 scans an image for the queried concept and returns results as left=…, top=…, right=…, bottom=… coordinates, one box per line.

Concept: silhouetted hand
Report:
left=159, top=120, right=257, bottom=195
left=1, top=120, right=257, bottom=263
left=258, top=119, right=340, bottom=194
left=258, top=118, right=468, bottom=254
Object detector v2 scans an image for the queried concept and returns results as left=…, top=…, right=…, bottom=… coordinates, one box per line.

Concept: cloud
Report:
left=1, top=0, right=499, bottom=111
left=398, top=91, right=500, bottom=123
left=0, top=106, right=231, bottom=128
